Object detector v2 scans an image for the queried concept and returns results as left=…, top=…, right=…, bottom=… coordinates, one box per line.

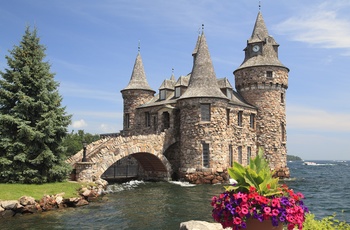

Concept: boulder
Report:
left=19, top=196, right=36, bottom=206
left=1, top=200, right=19, bottom=210
left=179, top=221, right=225, bottom=230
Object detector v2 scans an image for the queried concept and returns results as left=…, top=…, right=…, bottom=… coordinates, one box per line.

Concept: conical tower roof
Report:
left=235, top=11, right=288, bottom=72
left=248, top=11, right=269, bottom=44
left=180, top=32, right=227, bottom=99
left=122, top=52, right=154, bottom=92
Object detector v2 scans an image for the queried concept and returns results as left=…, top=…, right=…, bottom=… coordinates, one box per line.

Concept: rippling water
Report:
left=0, top=160, right=349, bottom=229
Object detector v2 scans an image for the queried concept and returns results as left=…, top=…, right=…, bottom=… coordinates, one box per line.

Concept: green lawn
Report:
left=0, top=181, right=83, bottom=200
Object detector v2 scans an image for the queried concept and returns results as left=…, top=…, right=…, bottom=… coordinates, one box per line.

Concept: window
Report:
left=281, top=93, right=284, bottom=104
left=238, top=111, right=243, bottom=127
left=125, top=113, right=130, bottom=129
left=229, top=144, right=233, bottom=167
left=238, top=146, right=242, bottom=164
left=162, top=112, right=170, bottom=130
left=201, top=104, right=211, bottom=121
left=247, top=147, right=251, bottom=165
left=281, top=122, right=285, bottom=142
left=226, top=109, right=230, bottom=125
left=203, top=143, right=210, bottom=168
left=145, top=112, right=150, bottom=127
left=160, top=90, right=166, bottom=100
left=266, top=71, right=273, bottom=78
left=226, top=89, right=232, bottom=99
left=250, top=114, right=255, bottom=129
left=175, top=87, right=181, bottom=98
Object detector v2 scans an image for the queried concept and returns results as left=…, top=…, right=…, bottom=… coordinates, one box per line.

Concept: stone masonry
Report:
left=69, top=11, right=290, bottom=183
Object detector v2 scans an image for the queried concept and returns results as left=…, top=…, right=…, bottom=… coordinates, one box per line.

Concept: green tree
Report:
left=0, top=27, right=72, bottom=183
left=62, top=130, right=100, bottom=157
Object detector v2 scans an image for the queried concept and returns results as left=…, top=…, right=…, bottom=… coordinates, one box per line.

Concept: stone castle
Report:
left=118, top=11, right=290, bottom=183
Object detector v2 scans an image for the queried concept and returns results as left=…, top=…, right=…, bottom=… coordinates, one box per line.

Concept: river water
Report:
left=0, top=161, right=349, bottom=229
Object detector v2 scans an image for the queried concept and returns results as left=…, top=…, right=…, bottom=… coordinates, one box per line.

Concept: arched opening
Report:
left=162, top=111, right=170, bottom=131
left=101, top=152, right=169, bottom=182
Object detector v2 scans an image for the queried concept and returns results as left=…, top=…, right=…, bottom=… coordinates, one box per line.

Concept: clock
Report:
left=252, top=45, right=260, bottom=52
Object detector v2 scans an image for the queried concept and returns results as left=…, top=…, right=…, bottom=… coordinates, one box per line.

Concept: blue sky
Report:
left=0, top=0, right=349, bottom=160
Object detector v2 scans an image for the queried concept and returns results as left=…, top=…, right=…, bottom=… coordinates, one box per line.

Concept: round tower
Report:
left=233, top=12, right=290, bottom=177
left=121, top=51, right=155, bottom=135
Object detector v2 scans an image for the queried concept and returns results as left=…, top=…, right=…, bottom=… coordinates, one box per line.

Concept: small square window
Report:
left=266, top=71, right=273, bottom=78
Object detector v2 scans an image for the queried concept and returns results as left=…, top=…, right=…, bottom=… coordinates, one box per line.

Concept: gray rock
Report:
left=1, top=200, right=19, bottom=210
left=179, top=221, right=227, bottom=230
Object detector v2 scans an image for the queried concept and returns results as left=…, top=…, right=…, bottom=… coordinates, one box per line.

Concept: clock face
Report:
left=252, top=45, right=260, bottom=52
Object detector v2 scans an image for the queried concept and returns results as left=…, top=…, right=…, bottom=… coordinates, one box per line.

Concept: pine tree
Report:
left=0, top=27, right=72, bottom=183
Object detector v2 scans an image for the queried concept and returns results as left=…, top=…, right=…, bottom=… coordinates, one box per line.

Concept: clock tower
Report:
left=234, top=11, right=290, bottom=177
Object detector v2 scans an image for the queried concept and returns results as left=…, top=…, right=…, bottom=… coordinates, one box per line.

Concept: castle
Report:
left=118, top=11, right=290, bottom=183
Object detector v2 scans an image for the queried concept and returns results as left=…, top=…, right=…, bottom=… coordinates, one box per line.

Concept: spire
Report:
left=122, top=52, right=154, bottom=92
left=235, top=11, right=289, bottom=72
left=248, top=11, right=269, bottom=44
left=170, top=68, right=176, bottom=82
left=180, top=31, right=227, bottom=99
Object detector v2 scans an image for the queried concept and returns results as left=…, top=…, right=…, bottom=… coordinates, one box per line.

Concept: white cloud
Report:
left=72, top=119, right=87, bottom=129
left=287, top=105, right=350, bottom=132
left=274, top=2, right=350, bottom=49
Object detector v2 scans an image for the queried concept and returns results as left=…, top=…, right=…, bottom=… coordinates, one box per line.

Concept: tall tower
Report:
left=234, top=12, right=290, bottom=177
left=121, top=51, right=155, bottom=135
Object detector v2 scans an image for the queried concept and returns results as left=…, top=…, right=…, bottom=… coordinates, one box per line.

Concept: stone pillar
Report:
left=75, top=162, right=97, bottom=182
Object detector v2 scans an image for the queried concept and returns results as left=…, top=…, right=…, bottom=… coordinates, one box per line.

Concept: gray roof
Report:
left=248, top=11, right=269, bottom=44
left=122, top=52, right=155, bottom=92
left=235, top=12, right=288, bottom=72
left=175, top=74, right=190, bottom=87
left=217, top=77, right=233, bottom=89
left=159, top=78, right=176, bottom=90
left=179, top=32, right=227, bottom=100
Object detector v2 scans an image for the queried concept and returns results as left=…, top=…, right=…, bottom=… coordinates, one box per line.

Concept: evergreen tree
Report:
left=0, top=27, right=72, bottom=183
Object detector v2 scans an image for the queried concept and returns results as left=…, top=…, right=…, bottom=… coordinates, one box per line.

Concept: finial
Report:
left=172, top=68, right=174, bottom=74
left=202, top=24, right=204, bottom=32
left=259, top=1, right=261, bottom=11
left=138, top=40, right=140, bottom=53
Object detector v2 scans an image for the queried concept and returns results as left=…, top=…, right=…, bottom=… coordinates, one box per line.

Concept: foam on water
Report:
left=168, top=181, right=196, bottom=187
left=105, top=180, right=145, bottom=193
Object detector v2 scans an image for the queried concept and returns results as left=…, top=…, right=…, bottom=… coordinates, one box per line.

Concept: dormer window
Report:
left=175, top=87, right=181, bottom=98
left=226, top=89, right=232, bottom=99
left=159, top=90, right=166, bottom=100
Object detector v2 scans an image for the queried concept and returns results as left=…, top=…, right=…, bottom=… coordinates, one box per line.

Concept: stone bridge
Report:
left=67, top=129, right=177, bottom=182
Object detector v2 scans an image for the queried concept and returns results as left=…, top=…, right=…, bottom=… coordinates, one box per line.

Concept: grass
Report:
left=0, top=181, right=84, bottom=200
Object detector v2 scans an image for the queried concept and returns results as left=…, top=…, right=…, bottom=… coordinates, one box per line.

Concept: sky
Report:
left=0, top=0, right=349, bottom=160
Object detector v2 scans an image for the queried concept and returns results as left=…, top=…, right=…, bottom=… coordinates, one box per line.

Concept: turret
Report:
left=121, top=50, right=155, bottom=135
left=233, top=12, right=290, bottom=178
left=177, top=29, right=229, bottom=179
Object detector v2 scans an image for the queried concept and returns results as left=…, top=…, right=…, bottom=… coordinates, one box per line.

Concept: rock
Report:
left=19, top=196, right=36, bottom=206
left=0, top=206, right=4, bottom=212
left=1, top=209, right=15, bottom=218
left=82, top=189, right=91, bottom=197
left=1, top=200, right=19, bottom=210
left=55, top=196, right=63, bottom=205
left=75, top=198, right=89, bottom=207
left=20, top=205, right=39, bottom=214
left=179, top=221, right=225, bottom=230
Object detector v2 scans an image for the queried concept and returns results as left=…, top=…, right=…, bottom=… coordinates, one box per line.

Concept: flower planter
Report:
left=246, top=218, right=283, bottom=230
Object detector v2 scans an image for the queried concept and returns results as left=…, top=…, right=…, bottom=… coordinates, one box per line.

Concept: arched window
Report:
left=162, top=111, right=170, bottom=130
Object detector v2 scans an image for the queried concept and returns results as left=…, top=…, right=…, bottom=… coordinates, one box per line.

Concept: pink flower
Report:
left=264, top=206, right=271, bottom=214
left=233, top=217, right=242, bottom=225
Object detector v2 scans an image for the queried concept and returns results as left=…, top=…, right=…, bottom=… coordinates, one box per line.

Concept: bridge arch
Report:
left=68, top=131, right=176, bottom=182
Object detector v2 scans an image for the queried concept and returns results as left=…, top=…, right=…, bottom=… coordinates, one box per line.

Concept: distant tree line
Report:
left=287, top=155, right=302, bottom=161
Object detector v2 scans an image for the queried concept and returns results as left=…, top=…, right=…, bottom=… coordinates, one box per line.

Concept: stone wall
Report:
left=235, top=66, right=289, bottom=177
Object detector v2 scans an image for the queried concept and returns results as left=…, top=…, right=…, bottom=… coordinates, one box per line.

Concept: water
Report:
left=0, top=160, right=349, bottom=229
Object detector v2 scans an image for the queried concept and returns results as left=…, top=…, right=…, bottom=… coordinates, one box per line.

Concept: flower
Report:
left=211, top=148, right=309, bottom=230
